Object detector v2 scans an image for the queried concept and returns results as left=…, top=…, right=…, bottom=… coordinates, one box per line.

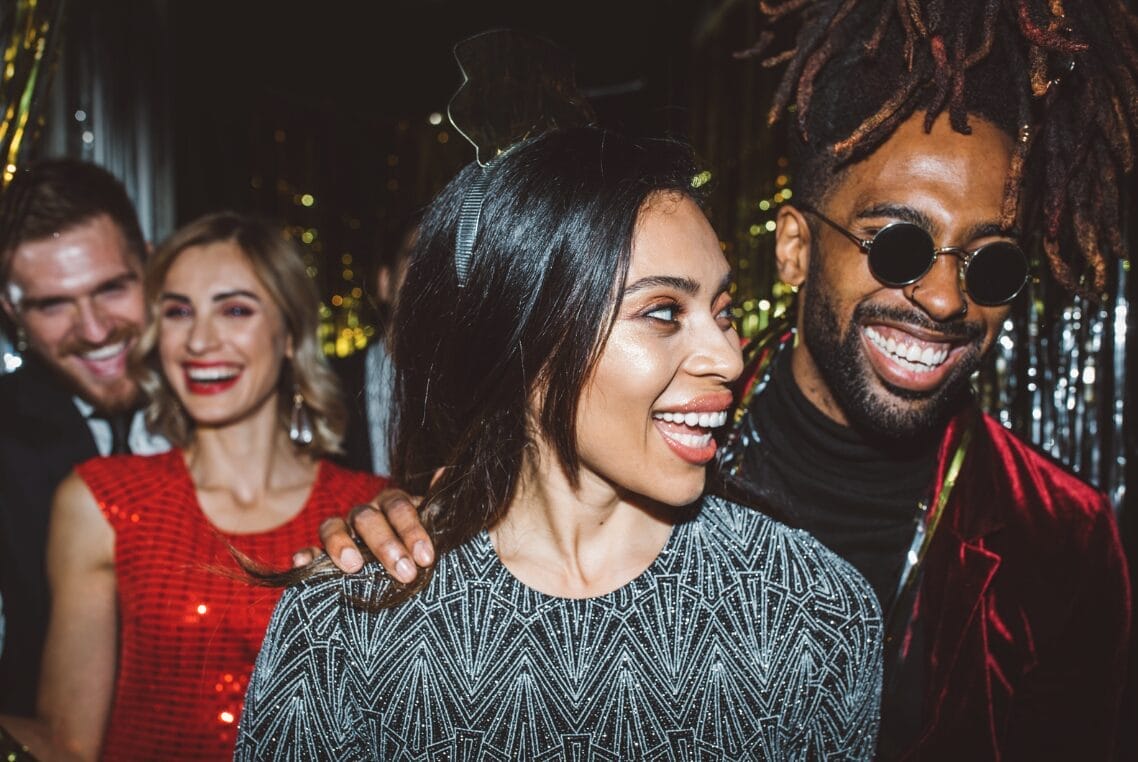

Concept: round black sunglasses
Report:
left=800, top=206, right=1029, bottom=306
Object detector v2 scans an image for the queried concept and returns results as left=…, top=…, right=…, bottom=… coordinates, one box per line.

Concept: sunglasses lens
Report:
left=867, top=224, right=936, bottom=286
left=965, top=242, right=1029, bottom=305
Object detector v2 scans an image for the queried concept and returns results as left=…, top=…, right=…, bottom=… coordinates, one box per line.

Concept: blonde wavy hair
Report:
left=132, top=212, right=345, bottom=454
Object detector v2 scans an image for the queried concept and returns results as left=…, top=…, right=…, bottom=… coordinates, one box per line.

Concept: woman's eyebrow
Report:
left=623, top=275, right=700, bottom=296
left=159, top=289, right=262, bottom=303
left=211, top=289, right=261, bottom=303
left=715, top=272, right=732, bottom=295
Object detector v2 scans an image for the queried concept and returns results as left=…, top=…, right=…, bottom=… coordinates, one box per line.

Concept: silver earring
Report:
left=14, top=325, right=27, bottom=352
left=289, top=386, right=314, bottom=446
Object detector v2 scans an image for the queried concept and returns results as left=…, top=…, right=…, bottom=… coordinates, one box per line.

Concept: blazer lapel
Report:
left=913, top=408, right=1007, bottom=754
left=10, top=357, right=99, bottom=461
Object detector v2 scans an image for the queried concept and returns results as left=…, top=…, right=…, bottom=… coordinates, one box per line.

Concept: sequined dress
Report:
left=236, top=495, right=883, bottom=761
left=76, top=450, right=385, bottom=761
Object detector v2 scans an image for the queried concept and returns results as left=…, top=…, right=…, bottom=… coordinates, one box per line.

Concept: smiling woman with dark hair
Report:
left=236, top=127, right=883, bottom=760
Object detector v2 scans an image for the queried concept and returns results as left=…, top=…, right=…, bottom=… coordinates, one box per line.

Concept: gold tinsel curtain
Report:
left=0, top=0, right=64, bottom=190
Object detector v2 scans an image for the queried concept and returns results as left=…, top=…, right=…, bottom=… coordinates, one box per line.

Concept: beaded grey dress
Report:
left=235, top=496, right=883, bottom=760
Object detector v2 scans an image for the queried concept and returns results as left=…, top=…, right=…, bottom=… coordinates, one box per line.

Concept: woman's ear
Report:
left=775, top=205, right=812, bottom=288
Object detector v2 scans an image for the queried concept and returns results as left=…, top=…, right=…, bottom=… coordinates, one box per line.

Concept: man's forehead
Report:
left=4, top=221, right=141, bottom=303
left=823, top=113, right=1014, bottom=228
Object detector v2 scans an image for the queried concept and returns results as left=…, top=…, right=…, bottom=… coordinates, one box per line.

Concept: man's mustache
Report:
left=58, top=324, right=140, bottom=358
left=851, top=303, right=984, bottom=343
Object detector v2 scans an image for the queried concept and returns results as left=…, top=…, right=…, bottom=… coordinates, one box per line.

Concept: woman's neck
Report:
left=489, top=447, right=674, bottom=599
left=183, top=398, right=318, bottom=532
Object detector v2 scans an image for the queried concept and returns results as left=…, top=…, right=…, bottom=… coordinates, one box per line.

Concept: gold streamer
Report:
left=0, top=0, right=64, bottom=190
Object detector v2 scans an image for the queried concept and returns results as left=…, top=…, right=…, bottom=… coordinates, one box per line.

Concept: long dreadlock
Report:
left=739, top=0, right=1138, bottom=296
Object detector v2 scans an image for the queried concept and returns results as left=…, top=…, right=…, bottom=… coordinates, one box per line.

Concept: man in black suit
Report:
left=0, top=159, right=164, bottom=713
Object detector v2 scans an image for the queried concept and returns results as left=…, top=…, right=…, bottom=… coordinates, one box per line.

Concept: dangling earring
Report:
left=289, top=385, right=314, bottom=446
left=14, top=325, right=27, bottom=352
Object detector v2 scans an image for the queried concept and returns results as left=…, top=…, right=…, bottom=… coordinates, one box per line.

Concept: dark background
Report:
left=170, top=1, right=701, bottom=284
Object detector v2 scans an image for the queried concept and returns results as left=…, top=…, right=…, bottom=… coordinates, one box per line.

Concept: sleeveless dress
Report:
left=76, top=450, right=385, bottom=761
left=236, top=495, right=883, bottom=761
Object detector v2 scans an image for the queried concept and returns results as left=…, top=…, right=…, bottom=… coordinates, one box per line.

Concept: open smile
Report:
left=651, top=392, right=732, bottom=465
left=75, top=339, right=131, bottom=379
left=183, top=362, right=242, bottom=394
left=862, top=324, right=968, bottom=391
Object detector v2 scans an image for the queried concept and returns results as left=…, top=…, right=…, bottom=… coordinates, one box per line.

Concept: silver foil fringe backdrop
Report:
left=979, top=263, right=1130, bottom=510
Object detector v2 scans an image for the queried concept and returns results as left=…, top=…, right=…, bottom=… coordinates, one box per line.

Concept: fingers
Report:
left=317, top=516, right=365, bottom=574
left=291, top=547, right=321, bottom=568
left=376, top=489, right=435, bottom=568
left=344, top=497, right=416, bottom=583
left=313, top=488, right=436, bottom=584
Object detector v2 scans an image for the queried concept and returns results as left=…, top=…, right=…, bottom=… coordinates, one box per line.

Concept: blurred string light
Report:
left=731, top=156, right=796, bottom=338
left=250, top=104, right=465, bottom=362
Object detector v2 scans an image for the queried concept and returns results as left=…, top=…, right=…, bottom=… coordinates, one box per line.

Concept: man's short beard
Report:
left=83, top=381, right=141, bottom=415
left=54, top=325, right=142, bottom=414
left=800, top=263, right=984, bottom=441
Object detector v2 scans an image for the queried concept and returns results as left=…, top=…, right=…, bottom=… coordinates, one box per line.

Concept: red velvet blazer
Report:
left=904, top=410, right=1131, bottom=760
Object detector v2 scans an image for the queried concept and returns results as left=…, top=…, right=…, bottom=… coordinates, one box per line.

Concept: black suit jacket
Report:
left=0, top=358, right=98, bottom=714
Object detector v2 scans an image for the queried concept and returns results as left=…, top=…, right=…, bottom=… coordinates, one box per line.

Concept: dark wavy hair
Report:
left=376, top=126, right=703, bottom=602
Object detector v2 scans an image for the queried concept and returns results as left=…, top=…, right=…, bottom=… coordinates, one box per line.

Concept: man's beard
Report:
left=54, top=325, right=142, bottom=415
left=800, top=265, right=985, bottom=441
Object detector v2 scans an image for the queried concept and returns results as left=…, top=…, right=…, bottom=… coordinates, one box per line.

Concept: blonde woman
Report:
left=33, top=213, right=385, bottom=760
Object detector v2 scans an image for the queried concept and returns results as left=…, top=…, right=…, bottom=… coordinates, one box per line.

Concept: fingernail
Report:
left=395, top=558, right=416, bottom=582
left=292, top=552, right=309, bottom=568
left=413, top=540, right=434, bottom=566
left=340, top=548, right=363, bottom=572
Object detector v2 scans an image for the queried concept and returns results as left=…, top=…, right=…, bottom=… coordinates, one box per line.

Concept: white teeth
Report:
left=662, top=430, right=713, bottom=448
left=653, top=410, right=728, bottom=428
left=186, top=366, right=239, bottom=382
left=82, top=341, right=126, bottom=361
left=864, top=326, right=949, bottom=371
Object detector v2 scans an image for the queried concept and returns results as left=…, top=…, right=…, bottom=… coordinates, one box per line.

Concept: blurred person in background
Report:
left=0, top=159, right=164, bottom=714
left=335, top=220, right=416, bottom=477
left=2, top=213, right=385, bottom=760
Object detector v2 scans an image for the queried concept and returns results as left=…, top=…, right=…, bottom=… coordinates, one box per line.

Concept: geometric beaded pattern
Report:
left=77, top=450, right=385, bottom=761
left=236, top=495, right=883, bottom=760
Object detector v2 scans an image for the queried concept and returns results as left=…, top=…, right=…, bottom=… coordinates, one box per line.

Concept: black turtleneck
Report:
left=736, top=352, right=940, bottom=612
left=718, top=351, right=943, bottom=757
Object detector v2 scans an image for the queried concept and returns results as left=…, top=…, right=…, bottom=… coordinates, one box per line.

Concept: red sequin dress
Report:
left=76, top=450, right=384, bottom=761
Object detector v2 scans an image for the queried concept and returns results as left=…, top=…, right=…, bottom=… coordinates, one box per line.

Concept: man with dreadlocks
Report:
left=311, top=0, right=1135, bottom=757
left=709, top=0, right=1135, bottom=757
